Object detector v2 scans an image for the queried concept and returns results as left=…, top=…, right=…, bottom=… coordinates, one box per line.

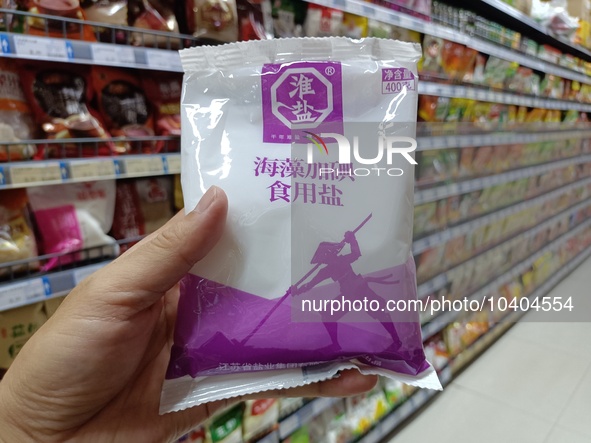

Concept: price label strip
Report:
left=162, top=154, right=181, bottom=174
left=124, top=156, right=166, bottom=176
left=9, top=162, right=64, bottom=185
left=91, top=43, right=135, bottom=66
left=13, top=35, right=73, bottom=61
left=0, top=277, right=51, bottom=312
left=68, top=159, right=117, bottom=180
left=145, top=49, right=182, bottom=72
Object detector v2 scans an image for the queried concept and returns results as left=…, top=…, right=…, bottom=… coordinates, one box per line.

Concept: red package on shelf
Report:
left=12, top=0, right=96, bottom=41
left=141, top=72, right=181, bottom=151
left=18, top=62, right=116, bottom=158
left=91, top=66, right=156, bottom=153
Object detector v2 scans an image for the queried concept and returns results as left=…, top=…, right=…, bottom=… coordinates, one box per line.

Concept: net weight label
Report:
left=382, top=68, right=416, bottom=94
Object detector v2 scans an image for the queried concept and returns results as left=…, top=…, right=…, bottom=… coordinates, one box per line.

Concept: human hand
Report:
left=0, top=186, right=377, bottom=443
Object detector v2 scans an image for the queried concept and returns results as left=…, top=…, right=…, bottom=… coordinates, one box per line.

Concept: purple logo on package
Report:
left=262, top=62, right=344, bottom=143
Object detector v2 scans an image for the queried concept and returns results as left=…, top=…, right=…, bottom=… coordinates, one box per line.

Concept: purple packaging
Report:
left=160, top=37, right=441, bottom=414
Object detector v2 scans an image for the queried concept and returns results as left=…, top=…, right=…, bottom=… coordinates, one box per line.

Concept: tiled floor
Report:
left=390, top=256, right=591, bottom=443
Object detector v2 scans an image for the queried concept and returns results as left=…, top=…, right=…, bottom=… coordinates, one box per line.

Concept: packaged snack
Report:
left=206, top=405, right=244, bottom=443
left=0, top=59, right=36, bottom=161
left=304, top=4, right=343, bottom=37
left=419, top=35, right=444, bottom=77
left=111, top=177, right=174, bottom=248
left=27, top=181, right=118, bottom=271
left=271, top=0, right=306, bottom=38
left=0, top=302, right=47, bottom=370
left=278, top=398, right=304, bottom=418
left=128, top=0, right=180, bottom=47
left=341, top=12, right=367, bottom=39
left=237, top=0, right=273, bottom=41
left=367, top=19, right=392, bottom=39
left=92, top=66, right=155, bottom=153
left=141, top=72, right=182, bottom=151
left=81, top=0, right=128, bottom=44
left=0, top=189, right=39, bottom=276
left=184, top=0, right=239, bottom=43
left=483, top=56, right=518, bottom=89
left=282, top=426, right=309, bottom=443
left=160, top=38, right=440, bottom=413
left=19, top=62, right=115, bottom=157
left=390, top=25, right=421, bottom=43
left=0, top=0, right=17, bottom=32
left=12, top=0, right=95, bottom=40
left=242, top=399, right=279, bottom=441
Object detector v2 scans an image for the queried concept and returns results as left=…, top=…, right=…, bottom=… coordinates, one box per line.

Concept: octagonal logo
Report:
left=262, top=62, right=343, bottom=143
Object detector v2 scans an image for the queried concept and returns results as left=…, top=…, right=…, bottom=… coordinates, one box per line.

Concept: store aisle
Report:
left=390, top=256, right=591, bottom=443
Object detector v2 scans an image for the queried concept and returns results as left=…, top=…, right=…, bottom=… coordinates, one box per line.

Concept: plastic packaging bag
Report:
left=0, top=59, right=37, bottom=161
left=161, top=37, right=441, bottom=414
left=0, top=189, right=39, bottom=276
left=27, top=181, right=118, bottom=271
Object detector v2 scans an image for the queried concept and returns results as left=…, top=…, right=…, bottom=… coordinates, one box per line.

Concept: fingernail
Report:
left=195, top=186, right=218, bottom=213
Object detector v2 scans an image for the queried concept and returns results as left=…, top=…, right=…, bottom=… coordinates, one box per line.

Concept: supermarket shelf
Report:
left=413, top=176, right=591, bottom=255
left=0, top=262, right=109, bottom=312
left=414, top=154, right=591, bottom=205
left=474, top=0, right=591, bottom=61
left=357, top=366, right=453, bottom=443
left=278, top=397, right=339, bottom=439
left=417, top=129, right=591, bottom=151
left=306, top=0, right=591, bottom=84
left=366, top=244, right=591, bottom=443
left=0, top=31, right=182, bottom=72
left=417, top=201, right=591, bottom=299
left=419, top=82, right=591, bottom=112
left=0, top=153, right=181, bottom=189
left=420, top=216, right=591, bottom=342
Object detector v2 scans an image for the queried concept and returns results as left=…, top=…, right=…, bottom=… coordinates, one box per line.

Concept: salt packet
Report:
left=161, top=37, right=442, bottom=414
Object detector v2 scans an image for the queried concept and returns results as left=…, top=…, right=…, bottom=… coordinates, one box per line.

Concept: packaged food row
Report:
left=432, top=0, right=591, bottom=58
left=414, top=162, right=591, bottom=238
left=416, top=181, right=591, bottom=283
left=0, top=59, right=181, bottom=161
left=420, top=35, right=591, bottom=102
left=432, top=221, right=591, bottom=361
left=419, top=96, right=590, bottom=137
left=416, top=138, right=590, bottom=187
left=1, top=0, right=276, bottom=45
left=420, top=206, right=591, bottom=321
left=177, top=376, right=416, bottom=443
left=0, top=176, right=181, bottom=278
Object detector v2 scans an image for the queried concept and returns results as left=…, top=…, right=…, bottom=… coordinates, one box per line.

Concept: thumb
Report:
left=88, top=186, right=228, bottom=310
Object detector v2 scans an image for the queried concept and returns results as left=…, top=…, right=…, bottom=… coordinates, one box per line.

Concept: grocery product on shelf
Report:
left=242, top=399, right=279, bottom=441
left=12, top=0, right=96, bottom=40
left=182, top=0, right=239, bottom=43
left=0, top=189, right=38, bottom=276
left=19, top=62, right=115, bottom=157
left=127, top=0, right=180, bottom=46
left=111, top=177, right=174, bottom=249
left=236, top=0, right=273, bottom=41
left=92, top=66, right=156, bottom=152
left=141, top=72, right=182, bottom=151
left=271, top=0, right=307, bottom=37
left=27, top=180, right=118, bottom=271
left=0, top=59, right=37, bottom=161
left=303, top=3, right=343, bottom=36
left=81, top=0, right=128, bottom=44
left=0, top=302, right=47, bottom=371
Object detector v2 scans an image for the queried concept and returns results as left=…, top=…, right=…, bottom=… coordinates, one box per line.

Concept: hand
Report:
left=0, top=186, right=377, bottom=443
